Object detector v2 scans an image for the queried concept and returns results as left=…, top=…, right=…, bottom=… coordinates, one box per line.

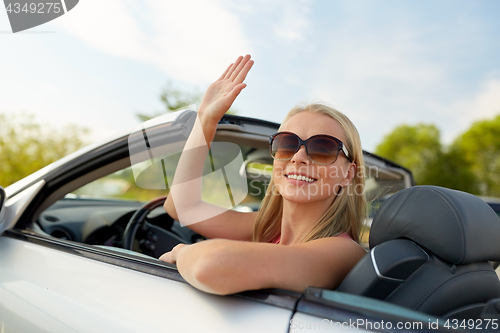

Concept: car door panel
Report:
left=0, top=236, right=292, bottom=333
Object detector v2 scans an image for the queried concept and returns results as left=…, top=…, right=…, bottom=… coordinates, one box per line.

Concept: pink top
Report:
left=338, top=232, right=352, bottom=240
left=271, top=232, right=351, bottom=244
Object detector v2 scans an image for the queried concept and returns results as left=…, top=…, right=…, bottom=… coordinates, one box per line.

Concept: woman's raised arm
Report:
left=164, top=55, right=256, bottom=241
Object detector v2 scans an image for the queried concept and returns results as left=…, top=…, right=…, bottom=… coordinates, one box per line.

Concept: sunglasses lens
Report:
left=307, top=136, right=340, bottom=164
left=271, top=133, right=342, bottom=164
left=271, top=133, right=299, bottom=160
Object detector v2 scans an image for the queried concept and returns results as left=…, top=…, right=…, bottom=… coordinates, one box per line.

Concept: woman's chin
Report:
left=278, top=182, right=338, bottom=200
left=280, top=191, right=337, bottom=205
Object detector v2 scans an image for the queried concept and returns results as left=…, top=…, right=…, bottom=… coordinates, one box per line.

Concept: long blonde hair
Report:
left=252, top=103, right=366, bottom=243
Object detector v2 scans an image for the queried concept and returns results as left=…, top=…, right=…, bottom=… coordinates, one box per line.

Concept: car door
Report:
left=0, top=230, right=293, bottom=332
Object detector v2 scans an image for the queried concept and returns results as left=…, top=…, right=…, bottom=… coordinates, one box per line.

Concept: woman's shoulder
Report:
left=307, top=233, right=356, bottom=244
left=305, top=234, right=366, bottom=256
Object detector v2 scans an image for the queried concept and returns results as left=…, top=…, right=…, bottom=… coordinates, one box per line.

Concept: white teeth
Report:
left=287, top=174, right=315, bottom=182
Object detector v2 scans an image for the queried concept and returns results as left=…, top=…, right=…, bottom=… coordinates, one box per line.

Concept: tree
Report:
left=137, top=81, right=236, bottom=121
left=375, top=124, right=442, bottom=184
left=375, top=123, right=478, bottom=193
left=0, top=113, right=89, bottom=187
left=137, top=81, right=202, bottom=121
left=452, top=115, right=500, bottom=196
left=431, top=145, right=478, bottom=194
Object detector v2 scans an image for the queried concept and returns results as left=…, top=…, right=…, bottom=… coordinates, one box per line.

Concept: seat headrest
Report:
left=370, top=186, right=500, bottom=265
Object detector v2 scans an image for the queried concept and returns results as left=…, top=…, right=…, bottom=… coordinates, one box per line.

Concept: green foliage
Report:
left=72, top=166, right=167, bottom=203
left=0, top=113, right=89, bottom=187
left=452, top=115, right=500, bottom=196
left=137, top=81, right=202, bottom=121
left=375, top=123, right=479, bottom=193
left=429, top=146, right=478, bottom=194
left=137, top=81, right=237, bottom=121
left=375, top=124, right=442, bottom=184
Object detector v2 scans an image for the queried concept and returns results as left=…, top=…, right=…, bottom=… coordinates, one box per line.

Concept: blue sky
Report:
left=1, top=0, right=499, bottom=151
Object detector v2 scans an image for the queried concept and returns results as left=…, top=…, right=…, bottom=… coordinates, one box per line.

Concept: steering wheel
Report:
left=123, top=196, right=186, bottom=258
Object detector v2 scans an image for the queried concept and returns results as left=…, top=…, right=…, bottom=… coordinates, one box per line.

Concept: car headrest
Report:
left=369, top=186, right=500, bottom=265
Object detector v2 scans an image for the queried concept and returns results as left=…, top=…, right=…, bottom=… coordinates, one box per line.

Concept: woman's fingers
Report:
left=225, top=55, right=243, bottom=80
left=225, top=83, right=247, bottom=103
left=229, top=54, right=251, bottom=82
left=234, top=59, right=254, bottom=84
left=218, top=63, right=233, bottom=81
left=159, top=252, right=175, bottom=264
left=200, top=55, right=252, bottom=117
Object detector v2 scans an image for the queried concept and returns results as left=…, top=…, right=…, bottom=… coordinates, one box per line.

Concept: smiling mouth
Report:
left=286, top=174, right=317, bottom=183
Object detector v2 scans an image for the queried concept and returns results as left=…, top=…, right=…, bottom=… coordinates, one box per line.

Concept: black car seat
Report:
left=337, top=186, right=500, bottom=319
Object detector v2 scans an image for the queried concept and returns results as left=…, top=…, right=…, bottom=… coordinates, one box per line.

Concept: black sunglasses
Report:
left=269, top=132, right=351, bottom=165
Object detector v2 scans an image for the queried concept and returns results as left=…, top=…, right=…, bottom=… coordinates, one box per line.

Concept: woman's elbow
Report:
left=184, top=247, right=235, bottom=295
left=164, top=198, right=178, bottom=220
left=191, top=261, right=230, bottom=295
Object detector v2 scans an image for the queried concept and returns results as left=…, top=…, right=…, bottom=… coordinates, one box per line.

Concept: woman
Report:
left=160, top=55, right=366, bottom=295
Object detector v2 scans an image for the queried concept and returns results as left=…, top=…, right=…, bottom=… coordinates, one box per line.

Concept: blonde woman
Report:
left=160, top=55, right=366, bottom=295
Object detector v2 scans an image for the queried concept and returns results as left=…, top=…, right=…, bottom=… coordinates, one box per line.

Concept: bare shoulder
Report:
left=284, top=236, right=366, bottom=289
left=232, top=236, right=367, bottom=292
left=296, top=235, right=366, bottom=260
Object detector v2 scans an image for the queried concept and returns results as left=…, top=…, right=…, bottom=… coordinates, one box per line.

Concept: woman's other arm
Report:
left=160, top=237, right=366, bottom=295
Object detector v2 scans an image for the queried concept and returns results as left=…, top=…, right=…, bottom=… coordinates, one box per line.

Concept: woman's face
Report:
left=272, top=111, right=355, bottom=205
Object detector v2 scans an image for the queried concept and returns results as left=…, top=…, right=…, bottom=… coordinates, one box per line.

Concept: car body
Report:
left=480, top=197, right=500, bottom=276
left=0, top=109, right=489, bottom=332
left=482, top=197, right=500, bottom=219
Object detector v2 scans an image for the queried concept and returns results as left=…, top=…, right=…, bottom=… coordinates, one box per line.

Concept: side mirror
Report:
left=0, top=186, right=5, bottom=222
left=0, top=181, right=44, bottom=233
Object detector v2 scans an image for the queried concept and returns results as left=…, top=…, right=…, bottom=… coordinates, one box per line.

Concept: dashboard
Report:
left=37, top=197, right=202, bottom=252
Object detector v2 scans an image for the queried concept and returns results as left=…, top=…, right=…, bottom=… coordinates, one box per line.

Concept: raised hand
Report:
left=198, top=55, right=254, bottom=124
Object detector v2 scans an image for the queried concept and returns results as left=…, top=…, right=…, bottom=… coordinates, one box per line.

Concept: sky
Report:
left=1, top=0, right=499, bottom=151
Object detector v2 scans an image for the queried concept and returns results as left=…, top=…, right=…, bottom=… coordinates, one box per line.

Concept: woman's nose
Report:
left=291, top=145, right=309, bottom=164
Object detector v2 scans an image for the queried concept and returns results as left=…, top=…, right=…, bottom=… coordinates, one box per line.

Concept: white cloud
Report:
left=273, top=0, right=312, bottom=42
left=300, top=3, right=500, bottom=151
left=308, top=27, right=447, bottom=150
left=309, top=28, right=500, bottom=149
left=53, top=0, right=252, bottom=84
left=441, top=79, right=500, bottom=143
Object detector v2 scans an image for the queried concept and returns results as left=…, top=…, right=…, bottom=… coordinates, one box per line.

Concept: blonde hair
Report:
left=252, top=103, right=367, bottom=243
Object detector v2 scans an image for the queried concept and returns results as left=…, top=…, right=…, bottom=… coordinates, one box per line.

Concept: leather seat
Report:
left=337, top=186, right=500, bottom=318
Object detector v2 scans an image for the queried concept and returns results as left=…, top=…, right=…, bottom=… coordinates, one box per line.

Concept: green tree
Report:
left=452, top=115, right=500, bottom=196
left=0, top=113, right=89, bottom=187
left=137, top=81, right=202, bottom=121
left=137, top=81, right=237, bottom=121
left=375, top=124, right=442, bottom=184
left=375, top=123, right=478, bottom=192
left=431, top=145, right=478, bottom=194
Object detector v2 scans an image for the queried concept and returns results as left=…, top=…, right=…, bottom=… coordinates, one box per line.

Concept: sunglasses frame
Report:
left=269, top=131, right=352, bottom=165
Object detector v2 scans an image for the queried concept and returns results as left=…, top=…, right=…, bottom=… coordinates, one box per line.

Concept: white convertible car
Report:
left=1, top=109, right=500, bottom=332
